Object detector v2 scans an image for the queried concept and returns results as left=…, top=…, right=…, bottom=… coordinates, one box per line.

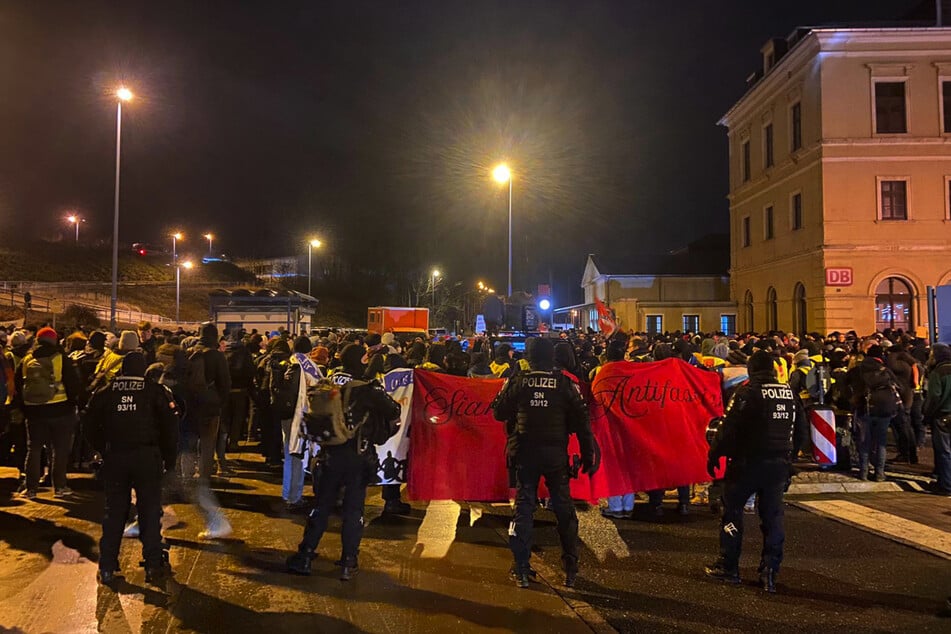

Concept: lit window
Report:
left=646, top=315, right=663, bottom=335
left=720, top=314, right=736, bottom=335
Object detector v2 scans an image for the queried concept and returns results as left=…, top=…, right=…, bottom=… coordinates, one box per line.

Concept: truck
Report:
left=367, top=306, right=430, bottom=336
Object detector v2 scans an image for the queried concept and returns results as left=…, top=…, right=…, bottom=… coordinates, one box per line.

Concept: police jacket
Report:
left=83, top=373, right=180, bottom=470
left=709, top=369, right=800, bottom=463
left=491, top=367, right=594, bottom=460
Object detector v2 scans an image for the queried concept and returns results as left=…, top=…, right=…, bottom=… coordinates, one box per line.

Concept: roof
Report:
left=588, top=233, right=730, bottom=277
left=208, top=288, right=319, bottom=307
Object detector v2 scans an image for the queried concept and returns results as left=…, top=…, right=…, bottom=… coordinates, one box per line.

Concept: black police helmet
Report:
left=526, top=336, right=555, bottom=370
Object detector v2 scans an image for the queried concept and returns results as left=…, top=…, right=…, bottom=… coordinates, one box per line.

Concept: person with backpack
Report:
left=217, top=329, right=254, bottom=475
left=286, top=343, right=401, bottom=580
left=852, top=345, right=902, bottom=481
left=182, top=322, right=232, bottom=539
left=278, top=335, right=316, bottom=511
left=15, top=327, right=82, bottom=499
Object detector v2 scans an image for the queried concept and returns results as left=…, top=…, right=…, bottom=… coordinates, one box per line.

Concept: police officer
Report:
left=84, top=351, right=179, bottom=585
left=705, top=350, right=801, bottom=593
left=286, top=343, right=401, bottom=581
left=491, top=336, right=597, bottom=588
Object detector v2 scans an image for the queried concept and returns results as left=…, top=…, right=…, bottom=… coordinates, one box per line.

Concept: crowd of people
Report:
left=0, top=318, right=949, bottom=587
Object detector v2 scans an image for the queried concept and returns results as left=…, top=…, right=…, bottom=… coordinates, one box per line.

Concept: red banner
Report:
left=589, top=358, right=723, bottom=494
left=407, top=360, right=724, bottom=502
left=407, top=371, right=509, bottom=501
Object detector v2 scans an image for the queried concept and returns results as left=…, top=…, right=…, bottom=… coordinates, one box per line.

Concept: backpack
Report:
left=268, top=357, right=297, bottom=419
left=864, top=366, right=901, bottom=417
left=184, top=347, right=218, bottom=414
left=22, top=353, right=62, bottom=405
left=302, top=378, right=400, bottom=448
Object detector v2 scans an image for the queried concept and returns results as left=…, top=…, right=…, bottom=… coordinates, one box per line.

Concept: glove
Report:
left=707, top=458, right=719, bottom=479
left=581, top=454, right=598, bottom=476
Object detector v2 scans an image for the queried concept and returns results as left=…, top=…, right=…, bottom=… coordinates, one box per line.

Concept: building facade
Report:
left=720, top=27, right=951, bottom=336
left=554, top=248, right=735, bottom=335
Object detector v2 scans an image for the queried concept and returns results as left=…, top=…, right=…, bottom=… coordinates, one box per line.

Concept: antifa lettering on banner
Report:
left=589, top=357, right=724, bottom=495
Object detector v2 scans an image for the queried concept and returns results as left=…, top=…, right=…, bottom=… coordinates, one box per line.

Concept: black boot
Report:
left=143, top=549, right=172, bottom=585
left=704, top=560, right=740, bottom=584
left=760, top=568, right=777, bottom=593
left=383, top=500, right=411, bottom=515
left=97, top=569, right=118, bottom=586
left=286, top=549, right=316, bottom=576
left=563, top=554, right=579, bottom=588
left=339, top=558, right=358, bottom=581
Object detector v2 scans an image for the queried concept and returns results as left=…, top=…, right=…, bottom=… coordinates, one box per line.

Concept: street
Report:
left=1, top=452, right=949, bottom=634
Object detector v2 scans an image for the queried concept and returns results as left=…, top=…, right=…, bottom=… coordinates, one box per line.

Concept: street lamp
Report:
left=492, top=163, right=513, bottom=297
left=204, top=233, right=213, bottom=253
left=110, top=85, right=133, bottom=330
left=171, top=232, right=182, bottom=265
left=66, top=214, right=83, bottom=243
left=176, top=260, right=193, bottom=323
left=308, top=239, right=321, bottom=296
left=432, top=269, right=441, bottom=307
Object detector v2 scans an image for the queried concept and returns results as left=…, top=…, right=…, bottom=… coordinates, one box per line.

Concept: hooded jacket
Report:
left=190, top=322, right=232, bottom=416
left=15, top=339, right=82, bottom=417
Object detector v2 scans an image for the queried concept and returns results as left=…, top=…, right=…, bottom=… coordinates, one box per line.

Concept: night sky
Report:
left=0, top=0, right=924, bottom=304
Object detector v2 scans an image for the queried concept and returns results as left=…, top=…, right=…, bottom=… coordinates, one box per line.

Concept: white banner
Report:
left=374, top=368, right=414, bottom=484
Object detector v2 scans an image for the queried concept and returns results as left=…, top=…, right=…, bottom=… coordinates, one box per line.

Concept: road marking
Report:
left=414, top=501, right=461, bottom=558
left=797, top=499, right=951, bottom=560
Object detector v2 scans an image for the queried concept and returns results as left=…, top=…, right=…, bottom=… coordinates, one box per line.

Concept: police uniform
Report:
left=491, top=337, right=596, bottom=588
left=84, top=352, right=179, bottom=584
left=705, top=351, right=801, bottom=593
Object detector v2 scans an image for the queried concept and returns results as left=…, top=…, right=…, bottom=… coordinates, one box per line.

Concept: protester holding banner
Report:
left=491, top=336, right=597, bottom=589
left=704, top=350, right=802, bottom=594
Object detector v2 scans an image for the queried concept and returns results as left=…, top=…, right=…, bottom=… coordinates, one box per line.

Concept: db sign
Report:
left=825, top=267, right=853, bottom=287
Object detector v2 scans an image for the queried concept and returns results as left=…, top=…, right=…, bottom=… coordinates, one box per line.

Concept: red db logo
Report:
left=825, top=268, right=853, bottom=287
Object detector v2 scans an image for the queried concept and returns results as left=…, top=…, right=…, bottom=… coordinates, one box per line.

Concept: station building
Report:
left=720, top=25, right=951, bottom=336
left=554, top=236, right=735, bottom=335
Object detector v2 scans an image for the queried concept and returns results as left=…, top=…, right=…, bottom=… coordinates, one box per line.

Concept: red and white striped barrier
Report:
left=809, top=407, right=837, bottom=465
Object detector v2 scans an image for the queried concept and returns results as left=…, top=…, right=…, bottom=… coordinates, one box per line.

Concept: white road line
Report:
left=797, top=499, right=951, bottom=560
left=414, top=500, right=461, bottom=559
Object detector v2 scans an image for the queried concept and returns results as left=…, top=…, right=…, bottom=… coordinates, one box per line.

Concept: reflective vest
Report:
left=21, top=352, right=68, bottom=406
left=774, top=358, right=789, bottom=384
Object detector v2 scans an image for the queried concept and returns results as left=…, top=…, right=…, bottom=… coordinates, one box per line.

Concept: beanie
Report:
left=526, top=336, right=555, bottom=370
left=88, top=331, right=107, bottom=351
left=118, top=330, right=140, bottom=352
left=866, top=345, right=884, bottom=360
left=293, top=335, right=312, bottom=354
left=36, top=327, right=58, bottom=343
left=310, top=346, right=330, bottom=365
left=381, top=332, right=396, bottom=347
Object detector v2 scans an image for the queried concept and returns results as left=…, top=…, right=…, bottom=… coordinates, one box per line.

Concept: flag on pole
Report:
left=594, top=294, right=617, bottom=337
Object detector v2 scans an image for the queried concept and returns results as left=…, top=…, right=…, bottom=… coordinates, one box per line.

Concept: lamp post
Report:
left=171, top=232, right=182, bottom=266
left=110, top=86, right=133, bottom=330
left=66, top=214, right=83, bottom=243
left=492, top=163, right=513, bottom=297
left=204, top=233, right=213, bottom=254
left=176, top=260, right=193, bottom=323
left=431, top=269, right=441, bottom=308
left=308, top=239, right=321, bottom=296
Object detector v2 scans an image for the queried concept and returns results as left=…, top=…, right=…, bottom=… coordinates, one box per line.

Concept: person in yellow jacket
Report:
left=91, top=331, right=141, bottom=390
left=490, top=343, right=516, bottom=378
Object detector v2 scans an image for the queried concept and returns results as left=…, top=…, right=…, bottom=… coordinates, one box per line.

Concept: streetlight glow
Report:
left=310, top=239, right=321, bottom=248
left=182, top=260, right=194, bottom=269
left=116, top=87, right=133, bottom=102
left=307, top=238, right=323, bottom=295
left=67, top=215, right=77, bottom=224
left=433, top=269, right=440, bottom=277
left=492, top=163, right=511, bottom=183
left=172, top=232, right=183, bottom=240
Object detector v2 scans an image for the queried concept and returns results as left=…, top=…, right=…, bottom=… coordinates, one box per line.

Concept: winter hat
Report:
left=381, top=332, right=396, bottom=347
left=748, top=350, right=775, bottom=374
left=340, top=343, right=366, bottom=374
left=866, top=345, right=884, bottom=360
left=271, top=339, right=291, bottom=355
left=526, top=336, right=555, bottom=370
left=36, top=327, right=58, bottom=343
left=118, top=330, right=140, bottom=352
left=10, top=331, right=28, bottom=348
left=793, top=349, right=810, bottom=365
left=121, top=351, right=148, bottom=377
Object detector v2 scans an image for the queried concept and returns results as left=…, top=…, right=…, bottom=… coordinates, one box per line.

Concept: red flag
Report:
left=594, top=294, right=617, bottom=337
left=589, top=358, right=723, bottom=493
